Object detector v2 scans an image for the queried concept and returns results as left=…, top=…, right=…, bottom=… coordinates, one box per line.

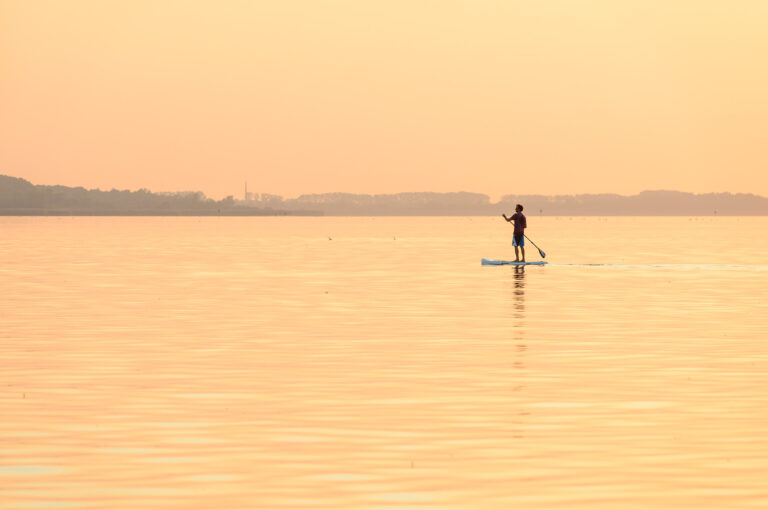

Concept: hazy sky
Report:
left=1, top=1, right=767, bottom=199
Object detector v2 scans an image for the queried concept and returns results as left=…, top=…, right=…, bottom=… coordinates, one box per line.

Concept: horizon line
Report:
left=3, top=174, right=767, bottom=201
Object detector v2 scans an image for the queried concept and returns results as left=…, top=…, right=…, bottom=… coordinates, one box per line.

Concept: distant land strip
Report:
left=0, top=175, right=321, bottom=217
left=2, top=174, right=768, bottom=216
left=0, top=208, right=319, bottom=216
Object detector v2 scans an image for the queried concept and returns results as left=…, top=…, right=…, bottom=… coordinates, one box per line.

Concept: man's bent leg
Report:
left=521, top=247, right=526, bottom=262
left=514, top=245, right=520, bottom=262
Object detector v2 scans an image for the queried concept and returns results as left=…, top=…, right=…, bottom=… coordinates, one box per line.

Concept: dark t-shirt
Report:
left=511, top=212, right=527, bottom=235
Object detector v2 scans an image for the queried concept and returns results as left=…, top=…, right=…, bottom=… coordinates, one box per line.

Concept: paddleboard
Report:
left=482, top=259, right=548, bottom=266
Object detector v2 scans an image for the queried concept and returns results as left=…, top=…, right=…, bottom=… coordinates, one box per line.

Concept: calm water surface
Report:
left=2, top=217, right=768, bottom=509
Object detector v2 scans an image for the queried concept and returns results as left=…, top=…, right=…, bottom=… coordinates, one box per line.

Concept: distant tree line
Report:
left=275, top=190, right=768, bottom=215
left=282, top=192, right=492, bottom=215
left=0, top=175, right=318, bottom=216
left=495, top=190, right=768, bottom=216
left=3, top=174, right=767, bottom=215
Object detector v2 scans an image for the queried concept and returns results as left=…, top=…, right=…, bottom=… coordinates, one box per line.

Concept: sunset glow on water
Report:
left=2, top=217, right=767, bottom=509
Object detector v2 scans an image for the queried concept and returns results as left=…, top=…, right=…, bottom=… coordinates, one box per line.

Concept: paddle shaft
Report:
left=523, top=235, right=546, bottom=258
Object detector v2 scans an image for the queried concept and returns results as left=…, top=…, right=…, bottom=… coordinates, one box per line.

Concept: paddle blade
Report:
left=539, top=249, right=546, bottom=258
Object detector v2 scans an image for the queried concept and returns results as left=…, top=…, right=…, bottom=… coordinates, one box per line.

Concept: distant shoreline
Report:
left=0, top=208, right=323, bottom=216
left=3, top=175, right=767, bottom=216
left=1, top=211, right=765, bottom=217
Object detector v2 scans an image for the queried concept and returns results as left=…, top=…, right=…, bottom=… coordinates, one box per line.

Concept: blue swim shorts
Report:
left=512, top=233, right=524, bottom=247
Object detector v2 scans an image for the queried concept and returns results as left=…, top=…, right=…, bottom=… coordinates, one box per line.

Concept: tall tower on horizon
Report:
left=244, top=181, right=247, bottom=201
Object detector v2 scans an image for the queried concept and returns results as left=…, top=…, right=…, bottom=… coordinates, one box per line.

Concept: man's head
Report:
left=515, top=204, right=524, bottom=213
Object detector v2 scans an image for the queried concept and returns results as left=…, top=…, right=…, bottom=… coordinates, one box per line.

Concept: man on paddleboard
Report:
left=502, top=204, right=526, bottom=262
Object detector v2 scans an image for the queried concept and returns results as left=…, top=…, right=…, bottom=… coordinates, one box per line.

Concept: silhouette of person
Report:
left=502, top=204, right=527, bottom=262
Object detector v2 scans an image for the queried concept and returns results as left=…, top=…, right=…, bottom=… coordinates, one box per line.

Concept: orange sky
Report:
left=1, top=0, right=767, bottom=199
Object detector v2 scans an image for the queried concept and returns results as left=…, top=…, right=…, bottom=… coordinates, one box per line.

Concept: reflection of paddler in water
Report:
left=513, top=265, right=525, bottom=319
left=511, top=265, right=526, bottom=400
